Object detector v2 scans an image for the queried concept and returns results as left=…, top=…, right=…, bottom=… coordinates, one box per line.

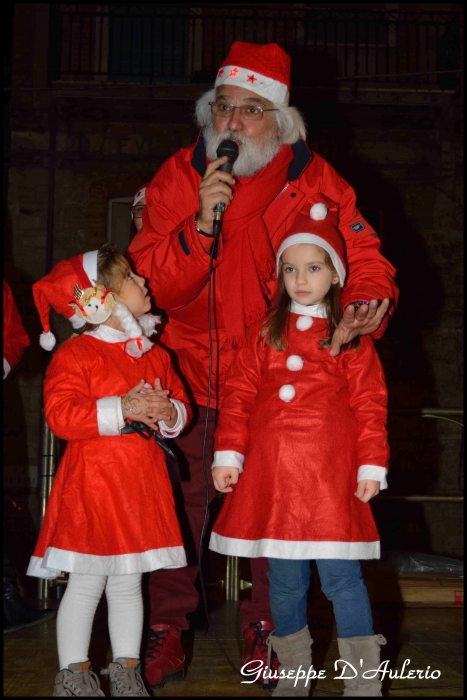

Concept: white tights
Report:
left=56, top=572, right=143, bottom=670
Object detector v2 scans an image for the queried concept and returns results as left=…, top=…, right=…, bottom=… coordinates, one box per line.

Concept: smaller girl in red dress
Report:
left=27, top=244, right=191, bottom=697
left=210, top=197, right=389, bottom=697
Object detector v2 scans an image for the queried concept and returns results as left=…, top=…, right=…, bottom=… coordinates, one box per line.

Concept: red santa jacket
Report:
left=210, top=312, right=389, bottom=560
left=128, top=135, right=398, bottom=407
left=3, top=280, right=30, bottom=379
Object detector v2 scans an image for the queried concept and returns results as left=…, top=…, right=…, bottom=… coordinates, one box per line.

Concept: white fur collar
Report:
left=83, top=312, right=160, bottom=357
left=290, top=300, right=328, bottom=318
left=84, top=324, right=129, bottom=343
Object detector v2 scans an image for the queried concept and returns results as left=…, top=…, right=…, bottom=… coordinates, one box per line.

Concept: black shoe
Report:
left=3, top=579, right=56, bottom=633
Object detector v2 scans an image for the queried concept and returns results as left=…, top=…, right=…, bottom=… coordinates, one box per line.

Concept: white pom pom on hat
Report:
left=310, top=202, right=328, bottom=220
left=39, top=331, right=56, bottom=351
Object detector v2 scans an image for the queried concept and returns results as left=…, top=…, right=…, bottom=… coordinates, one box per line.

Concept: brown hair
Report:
left=77, top=243, right=130, bottom=333
left=261, top=248, right=360, bottom=352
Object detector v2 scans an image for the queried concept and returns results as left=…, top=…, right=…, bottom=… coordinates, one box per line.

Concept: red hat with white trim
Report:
left=131, top=184, right=148, bottom=219
left=32, top=250, right=116, bottom=350
left=215, top=41, right=291, bottom=105
left=276, top=194, right=347, bottom=286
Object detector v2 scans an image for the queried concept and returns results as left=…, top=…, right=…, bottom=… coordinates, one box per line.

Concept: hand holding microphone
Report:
left=197, top=140, right=239, bottom=236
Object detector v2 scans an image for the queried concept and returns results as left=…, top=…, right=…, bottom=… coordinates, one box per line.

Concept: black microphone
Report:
left=213, top=140, right=239, bottom=236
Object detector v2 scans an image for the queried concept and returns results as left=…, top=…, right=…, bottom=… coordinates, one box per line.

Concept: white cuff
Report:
left=3, top=357, right=11, bottom=379
left=158, top=399, right=187, bottom=438
left=357, top=465, right=388, bottom=490
left=212, top=450, right=245, bottom=474
left=96, top=396, right=125, bottom=436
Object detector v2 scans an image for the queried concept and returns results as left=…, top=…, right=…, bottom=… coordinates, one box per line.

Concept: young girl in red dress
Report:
left=27, top=244, right=190, bottom=697
left=210, top=197, right=389, bottom=697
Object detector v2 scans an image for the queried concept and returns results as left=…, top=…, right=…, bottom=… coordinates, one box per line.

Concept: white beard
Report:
left=203, top=123, right=283, bottom=178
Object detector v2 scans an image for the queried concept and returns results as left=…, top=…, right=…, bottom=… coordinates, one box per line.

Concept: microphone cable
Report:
left=197, top=219, right=245, bottom=678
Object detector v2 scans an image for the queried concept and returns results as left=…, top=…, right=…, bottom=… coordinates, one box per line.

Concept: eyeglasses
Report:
left=209, top=101, right=278, bottom=121
left=131, top=205, right=145, bottom=218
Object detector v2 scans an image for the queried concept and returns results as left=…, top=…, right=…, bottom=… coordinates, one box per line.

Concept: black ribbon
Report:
left=121, top=419, right=181, bottom=483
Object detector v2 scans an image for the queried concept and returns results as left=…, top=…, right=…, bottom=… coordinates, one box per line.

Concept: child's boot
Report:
left=101, top=658, right=149, bottom=697
left=269, top=625, right=313, bottom=696
left=336, top=634, right=387, bottom=696
left=53, top=661, right=105, bottom=696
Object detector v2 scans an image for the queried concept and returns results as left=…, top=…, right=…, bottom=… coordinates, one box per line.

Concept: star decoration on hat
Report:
left=229, top=67, right=239, bottom=77
left=247, top=74, right=257, bottom=83
left=217, top=68, right=225, bottom=77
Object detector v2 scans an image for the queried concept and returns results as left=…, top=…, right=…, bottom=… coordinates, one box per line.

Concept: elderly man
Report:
left=129, top=41, right=397, bottom=691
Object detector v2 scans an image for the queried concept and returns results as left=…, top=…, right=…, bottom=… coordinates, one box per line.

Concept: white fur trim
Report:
left=112, top=303, right=143, bottom=339
left=286, top=355, right=304, bottom=371
left=3, top=357, right=11, bottom=379
left=27, top=545, right=187, bottom=579
left=279, top=384, right=296, bottom=402
left=69, top=313, right=87, bottom=330
left=212, top=450, right=245, bottom=474
left=111, top=303, right=153, bottom=357
left=215, top=65, right=289, bottom=104
left=132, top=187, right=146, bottom=208
left=82, top=250, right=98, bottom=286
left=96, top=396, right=124, bottom=436
left=210, top=533, right=380, bottom=560
left=296, top=316, right=314, bottom=331
left=138, top=313, right=161, bottom=337
left=276, top=233, right=346, bottom=287
left=291, top=300, right=327, bottom=318
left=159, top=399, right=187, bottom=438
left=357, top=465, right=388, bottom=490
left=40, top=331, right=56, bottom=351
left=310, top=202, right=328, bottom=220
left=125, top=336, right=153, bottom=359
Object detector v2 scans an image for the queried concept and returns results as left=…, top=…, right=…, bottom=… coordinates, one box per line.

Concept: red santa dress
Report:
left=3, top=280, right=30, bottom=379
left=210, top=301, right=389, bottom=560
left=27, top=324, right=191, bottom=579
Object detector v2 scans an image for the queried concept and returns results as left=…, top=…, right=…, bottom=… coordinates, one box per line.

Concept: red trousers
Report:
left=148, top=405, right=272, bottom=632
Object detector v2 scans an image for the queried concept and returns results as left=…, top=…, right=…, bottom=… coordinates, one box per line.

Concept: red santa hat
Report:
left=215, top=41, right=291, bottom=105
left=276, top=195, right=347, bottom=287
left=32, top=251, right=100, bottom=350
left=33, top=250, right=158, bottom=357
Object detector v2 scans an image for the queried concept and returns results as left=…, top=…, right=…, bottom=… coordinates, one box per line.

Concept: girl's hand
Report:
left=354, top=479, right=380, bottom=503
left=121, top=379, right=174, bottom=428
left=212, top=466, right=239, bottom=493
left=140, top=378, right=177, bottom=425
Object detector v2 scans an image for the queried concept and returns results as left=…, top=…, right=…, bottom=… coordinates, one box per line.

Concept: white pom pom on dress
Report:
left=296, top=316, right=314, bottom=331
left=286, top=355, right=304, bottom=372
left=279, top=384, right=296, bottom=402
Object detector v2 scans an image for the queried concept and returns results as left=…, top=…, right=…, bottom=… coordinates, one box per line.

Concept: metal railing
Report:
left=48, top=5, right=461, bottom=92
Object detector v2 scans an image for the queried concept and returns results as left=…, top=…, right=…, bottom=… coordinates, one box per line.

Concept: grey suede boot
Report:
left=269, top=625, right=313, bottom=697
left=101, top=658, right=149, bottom=697
left=53, top=661, right=105, bottom=696
left=336, top=634, right=387, bottom=696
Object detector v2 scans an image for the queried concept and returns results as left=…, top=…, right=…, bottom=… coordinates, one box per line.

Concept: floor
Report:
left=4, top=596, right=464, bottom=697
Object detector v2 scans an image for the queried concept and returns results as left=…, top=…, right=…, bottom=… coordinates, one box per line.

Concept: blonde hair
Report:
left=96, top=243, right=131, bottom=293
left=77, top=244, right=130, bottom=333
left=261, top=249, right=359, bottom=352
